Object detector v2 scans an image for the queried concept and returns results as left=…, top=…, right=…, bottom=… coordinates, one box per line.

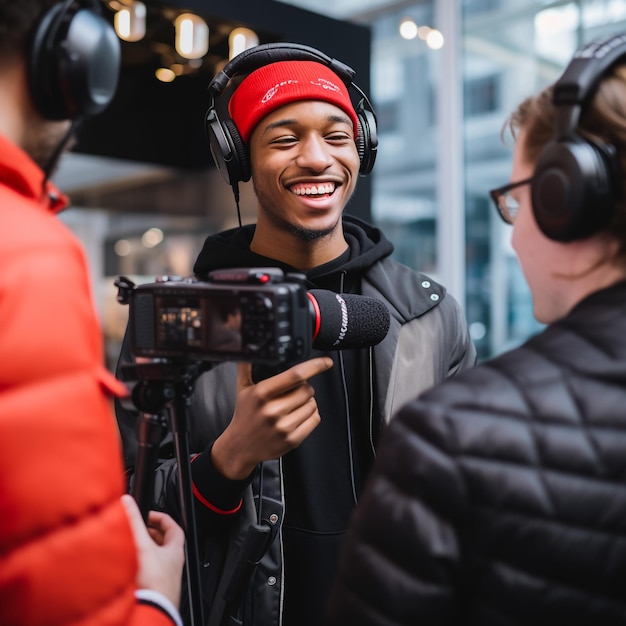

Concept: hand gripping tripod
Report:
left=122, top=359, right=210, bottom=626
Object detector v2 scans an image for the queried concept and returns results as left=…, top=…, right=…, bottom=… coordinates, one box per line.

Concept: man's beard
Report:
left=252, top=180, right=344, bottom=242
left=22, top=119, right=75, bottom=175
left=286, top=221, right=338, bottom=241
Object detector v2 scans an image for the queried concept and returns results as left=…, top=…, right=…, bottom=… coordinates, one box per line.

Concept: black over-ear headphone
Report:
left=205, top=42, right=378, bottom=187
left=532, top=33, right=626, bottom=242
left=28, top=0, right=120, bottom=121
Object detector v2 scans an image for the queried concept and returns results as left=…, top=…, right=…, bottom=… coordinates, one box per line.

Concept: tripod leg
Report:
left=169, top=396, right=206, bottom=626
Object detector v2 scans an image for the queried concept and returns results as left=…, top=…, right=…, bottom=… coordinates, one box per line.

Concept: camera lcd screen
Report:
left=154, top=294, right=242, bottom=354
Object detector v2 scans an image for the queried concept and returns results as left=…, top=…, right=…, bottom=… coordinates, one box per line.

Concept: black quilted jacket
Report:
left=327, top=280, right=626, bottom=626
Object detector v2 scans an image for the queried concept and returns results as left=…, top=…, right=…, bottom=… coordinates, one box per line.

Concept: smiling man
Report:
left=116, top=46, right=476, bottom=626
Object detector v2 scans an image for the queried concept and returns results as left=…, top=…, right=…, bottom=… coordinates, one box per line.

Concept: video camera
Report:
left=116, top=267, right=311, bottom=365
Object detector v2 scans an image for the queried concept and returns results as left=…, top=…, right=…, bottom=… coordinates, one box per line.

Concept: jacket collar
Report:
left=192, top=214, right=394, bottom=284
left=0, top=132, right=67, bottom=214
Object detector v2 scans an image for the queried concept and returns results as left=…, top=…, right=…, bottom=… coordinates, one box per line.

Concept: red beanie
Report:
left=228, top=60, right=359, bottom=142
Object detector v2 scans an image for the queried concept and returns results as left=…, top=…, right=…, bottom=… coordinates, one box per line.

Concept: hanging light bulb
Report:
left=174, top=13, right=209, bottom=59
left=228, top=27, right=259, bottom=59
left=114, top=1, right=146, bottom=42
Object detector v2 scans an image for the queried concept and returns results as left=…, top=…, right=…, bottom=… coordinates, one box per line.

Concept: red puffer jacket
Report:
left=0, top=133, right=173, bottom=625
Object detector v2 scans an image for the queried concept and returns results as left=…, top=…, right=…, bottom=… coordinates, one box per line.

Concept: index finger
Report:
left=236, top=361, right=254, bottom=392
left=263, top=356, right=333, bottom=397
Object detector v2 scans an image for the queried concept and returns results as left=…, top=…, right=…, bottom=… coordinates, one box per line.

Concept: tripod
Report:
left=122, top=359, right=211, bottom=626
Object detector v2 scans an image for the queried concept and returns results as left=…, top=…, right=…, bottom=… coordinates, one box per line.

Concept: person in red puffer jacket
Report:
left=0, top=1, right=185, bottom=624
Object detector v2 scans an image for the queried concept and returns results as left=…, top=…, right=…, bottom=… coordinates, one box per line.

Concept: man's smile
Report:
left=289, top=182, right=337, bottom=197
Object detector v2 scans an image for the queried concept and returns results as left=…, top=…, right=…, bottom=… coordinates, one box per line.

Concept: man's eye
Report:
left=327, top=133, right=352, bottom=142
left=271, top=136, right=298, bottom=145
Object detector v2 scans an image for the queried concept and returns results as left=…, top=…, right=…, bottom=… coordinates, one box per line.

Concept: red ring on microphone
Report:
left=306, top=292, right=321, bottom=341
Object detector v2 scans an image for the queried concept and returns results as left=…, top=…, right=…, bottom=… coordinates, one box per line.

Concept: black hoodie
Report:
left=192, top=214, right=395, bottom=626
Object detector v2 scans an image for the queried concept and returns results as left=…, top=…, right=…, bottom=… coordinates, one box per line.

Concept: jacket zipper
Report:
left=278, top=455, right=285, bottom=626
left=367, top=345, right=376, bottom=459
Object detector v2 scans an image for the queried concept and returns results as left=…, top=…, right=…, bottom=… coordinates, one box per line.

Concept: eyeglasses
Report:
left=489, top=177, right=533, bottom=225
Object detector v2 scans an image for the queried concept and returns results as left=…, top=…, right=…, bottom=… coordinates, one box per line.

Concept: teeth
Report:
left=292, top=183, right=335, bottom=196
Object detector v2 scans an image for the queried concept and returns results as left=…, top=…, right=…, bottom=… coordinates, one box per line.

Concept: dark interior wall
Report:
left=75, top=0, right=373, bottom=219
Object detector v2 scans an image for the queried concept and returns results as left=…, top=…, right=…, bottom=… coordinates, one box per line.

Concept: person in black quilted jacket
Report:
left=326, top=33, right=626, bottom=626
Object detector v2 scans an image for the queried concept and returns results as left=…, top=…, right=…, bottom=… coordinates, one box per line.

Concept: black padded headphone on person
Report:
left=531, top=33, right=626, bottom=242
left=28, top=0, right=120, bottom=121
left=205, top=42, right=379, bottom=187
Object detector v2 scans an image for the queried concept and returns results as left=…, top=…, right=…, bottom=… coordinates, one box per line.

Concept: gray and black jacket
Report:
left=116, top=214, right=477, bottom=626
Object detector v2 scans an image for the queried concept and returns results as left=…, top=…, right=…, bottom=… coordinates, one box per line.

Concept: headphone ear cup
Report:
left=206, top=109, right=233, bottom=184
left=223, top=119, right=251, bottom=183
left=206, top=108, right=251, bottom=185
left=28, top=2, right=120, bottom=120
left=532, top=139, right=614, bottom=242
left=355, top=103, right=378, bottom=176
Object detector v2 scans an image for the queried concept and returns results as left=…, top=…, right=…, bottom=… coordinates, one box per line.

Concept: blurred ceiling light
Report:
left=142, top=227, right=164, bottom=247
left=171, top=63, right=185, bottom=76
left=155, top=67, right=176, bottom=82
left=426, top=29, right=444, bottom=50
left=229, top=27, right=259, bottom=59
left=114, top=239, right=132, bottom=256
left=399, top=18, right=418, bottom=40
left=113, top=1, right=146, bottom=42
left=175, top=13, right=209, bottom=59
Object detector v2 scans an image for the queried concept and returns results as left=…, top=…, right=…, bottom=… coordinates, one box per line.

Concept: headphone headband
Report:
left=555, top=34, right=626, bottom=105
left=553, top=33, right=626, bottom=137
left=208, top=43, right=356, bottom=97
